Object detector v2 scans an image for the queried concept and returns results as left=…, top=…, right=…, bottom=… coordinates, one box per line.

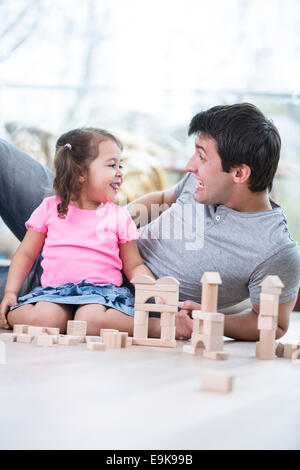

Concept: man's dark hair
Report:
left=188, top=103, right=281, bottom=192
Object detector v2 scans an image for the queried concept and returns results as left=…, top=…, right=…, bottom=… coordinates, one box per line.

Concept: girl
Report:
left=0, top=127, right=156, bottom=336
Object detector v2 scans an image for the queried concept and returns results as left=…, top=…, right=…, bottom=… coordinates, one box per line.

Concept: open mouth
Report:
left=196, top=178, right=204, bottom=189
left=110, top=182, right=121, bottom=191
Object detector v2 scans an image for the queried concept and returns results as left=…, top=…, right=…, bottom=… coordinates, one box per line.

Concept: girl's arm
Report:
left=0, top=228, right=46, bottom=327
left=119, top=240, right=155, bottom=281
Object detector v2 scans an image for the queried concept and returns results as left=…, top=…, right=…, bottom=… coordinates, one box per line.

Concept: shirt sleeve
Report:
left=249, top=244, right=300, bottom=305
left=174, top=172, right=196, bottom=200
left=117, top=207, right=140, bottom=244
left=25, top=198, right=49, bottom=234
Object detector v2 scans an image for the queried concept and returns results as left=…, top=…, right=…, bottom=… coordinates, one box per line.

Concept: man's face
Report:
left=185, top=133, right=233, bottom=205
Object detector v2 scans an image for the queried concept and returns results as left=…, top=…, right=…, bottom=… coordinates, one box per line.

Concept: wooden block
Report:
left=134, top=310, right=148, bottom=325
left=119, top=332, right=128, bottom=348
left=260, top=276, right=284, bottom=295
left=67, top=320, right=87, bottom=337
left=134, top=283, right=178, bottom=293
left=161, top=326, right=176, bottom=341
left=283, top=343, right=300, bottom=359
left=36, top=335, right=55, bottom=346
left=192, top=333, right=223, bottom=352
left=0, top=333, right=17, bottom=342
left=13, top=324, right=28, bottom=334
left=126, top=337, right=133, bottom=347
left=256, top=329, right=276, bottom=360
left=259, top=293, right=279, bottom=318
left=58, top=335, right=81, bottom=346
left=275, top=342, right=284, bottom=358
left=45, top=327, right=60, bottom=335
left=102, top=331, right=121, bottom=349
left=32, top=333, right=51, bottom=344
left=100, top=328, right=118, bottom=337
left=134, top=303, right=177, bottom=313
left=87, top=342, right=106, bottom=351
left=257, top=316, right=277, bottom=331
left=201, top=372, right=233, bottom=394
left=202, top=350, right=228, bottom=360
left=182, top=344, right=204, bottom=355
left=132, top=337, right=176, bottom=348
left=16, top=334, right=34, bottom=343
left=201, top=284, right=219, bottom=313
left=192, top=311, right=224, bottom=322
left=27, top=326, right=46, bottom=336
left=85, top=336, right=102, bottom=343
left=133, top=324, right=148, bottom=339
left=160, top=312, right=175, bottom=327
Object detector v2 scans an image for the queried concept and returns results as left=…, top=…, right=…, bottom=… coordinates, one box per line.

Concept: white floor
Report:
left=0, top=314, right=300, bottom=450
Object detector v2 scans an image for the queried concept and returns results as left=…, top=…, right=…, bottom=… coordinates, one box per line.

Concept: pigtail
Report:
left=53, top=145, right=77, bottom=218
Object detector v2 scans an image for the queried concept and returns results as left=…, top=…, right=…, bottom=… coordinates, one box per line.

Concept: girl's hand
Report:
left=0, top=292, right=18, bottom=329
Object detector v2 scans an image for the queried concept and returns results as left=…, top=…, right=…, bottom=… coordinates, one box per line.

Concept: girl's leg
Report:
left=74, top=304, right=161, bottom=337
left=7, top=301, right=75, bottom=333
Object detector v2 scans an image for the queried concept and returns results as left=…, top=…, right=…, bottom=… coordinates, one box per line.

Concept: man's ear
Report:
left=231, top=164, right=251, bottom=185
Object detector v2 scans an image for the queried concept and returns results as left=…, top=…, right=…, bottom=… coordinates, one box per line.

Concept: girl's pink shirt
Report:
left=25, top=196, right=140, bottom=288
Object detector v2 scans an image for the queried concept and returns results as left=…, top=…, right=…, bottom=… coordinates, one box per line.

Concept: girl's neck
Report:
left=69, top=197, right=106, bottom=210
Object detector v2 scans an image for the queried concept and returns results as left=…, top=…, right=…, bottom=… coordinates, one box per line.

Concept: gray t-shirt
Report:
left=137, top=172, right=300, bottom=308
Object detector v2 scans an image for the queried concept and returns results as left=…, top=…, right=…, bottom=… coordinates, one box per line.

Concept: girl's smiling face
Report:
left=78, top=139, right=123, bottom=209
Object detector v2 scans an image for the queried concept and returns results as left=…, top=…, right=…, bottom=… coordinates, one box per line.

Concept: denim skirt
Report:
left=10, top=279, right=135, bottom=316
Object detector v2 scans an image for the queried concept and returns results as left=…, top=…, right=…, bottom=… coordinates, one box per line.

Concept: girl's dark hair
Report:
left=53, top=127, right=123, bottom=217
left=188, top=103, right=281, bottom=192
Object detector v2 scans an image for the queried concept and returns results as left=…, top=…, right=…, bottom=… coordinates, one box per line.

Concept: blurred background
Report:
left=0, top=0, right=300, bottom=262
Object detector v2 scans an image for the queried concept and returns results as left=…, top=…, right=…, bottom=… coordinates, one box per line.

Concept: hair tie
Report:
left=64, top=143, right=72, bottom=150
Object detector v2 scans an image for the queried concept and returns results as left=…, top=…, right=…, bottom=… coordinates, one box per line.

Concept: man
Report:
left=127, top=103, right=300, bottom=340
left=0, top=103, right=299, bottom=340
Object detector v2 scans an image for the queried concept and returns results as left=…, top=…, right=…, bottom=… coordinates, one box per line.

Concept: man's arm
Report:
left=178, top=296, right=297, bottom=341
left=126, top=186, right=176, bottom=228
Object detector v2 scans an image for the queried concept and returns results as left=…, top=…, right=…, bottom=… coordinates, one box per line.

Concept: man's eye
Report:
left=119, top=165, right=123, bottom=169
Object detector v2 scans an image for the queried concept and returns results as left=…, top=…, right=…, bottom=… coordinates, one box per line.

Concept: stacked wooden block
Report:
left=256, top=276, right=284, bottom=360
left=131, top=275, right=179, bottom=348
left=183, top=272, right=228, bottom=360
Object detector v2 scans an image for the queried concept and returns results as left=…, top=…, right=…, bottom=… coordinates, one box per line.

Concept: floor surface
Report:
left=0, top=314, right=300, bottom=450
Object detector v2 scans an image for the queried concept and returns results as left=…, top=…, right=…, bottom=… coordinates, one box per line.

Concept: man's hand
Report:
left=178, top=300, right=202, bottom=316
left=0, top=292, right=18, bottom=329
left=175, top=301, right=202, bottom=339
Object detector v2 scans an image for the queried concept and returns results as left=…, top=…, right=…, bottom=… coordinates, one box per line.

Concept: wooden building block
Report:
left=134, top=310, right=149, bottom=325
left=192, top=311, right=224, bottom=322
left=134, top=303, right=177, bottom=313
left=16, top=334, right=34, bottom=343
left=87, top=342, right=106, bottom=351
left=102, top=331, right=121, bottom=349
left=0, top=333, right=17, bottom=342
left=160, top=312, right=175, bottom=327
left=126, top=337, right=133, bottom=347
left=260, top=276, right=284, bottom=296
left=100, top=328, right=118, bottom=337
left=45, top=327, right=60, bottom=335
left=192, top=333, right=224, bottom=352
left=182, top=344, right=204, bottom=355
left=256, top=329, right=276, bottom=360
left=58, top=335, right=81, bottom=346
left=161, top=326, right=176, bottom=341
left=200, top=272, right=222, bottom=313
left=202, top=350, right=228, bottom=360
left=119, top=332, right=128, bottom=348
left=67, top=320, right=87, bottom=337
left=27, top=326, right=46, bottom=336
left=259, top=293, right=279, bottom=318
left=13, top=324, right=28, bottom=334
left=283, top=343, right=300, bottom=359
left=36, top=335, right=55, bottom=346
left=132, top=337, right=176, bottom=348
left=201, top=372, right=233, bottom=394
left=258, top=316, right=277, bottom=331
left=85, top=336, right=102, bottom=343
left=133, top=324, right=148, bottom=339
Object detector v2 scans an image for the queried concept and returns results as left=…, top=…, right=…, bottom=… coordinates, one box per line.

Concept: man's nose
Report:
left=185, top=155, right=196, bottom=173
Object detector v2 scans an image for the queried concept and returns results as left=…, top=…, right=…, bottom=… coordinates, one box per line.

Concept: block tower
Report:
left=183, top=272, right=227, bottom=359
left=131, top=275, right=179, bottom=348
left=256, top=275, right=284, bottom=360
